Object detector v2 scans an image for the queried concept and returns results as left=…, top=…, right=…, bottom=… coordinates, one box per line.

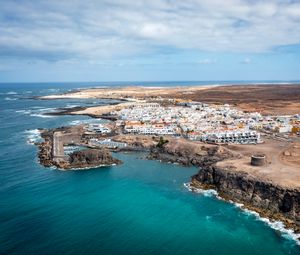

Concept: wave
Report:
left=47, top=88, right=60, bottom=93
left=49, top=163, right=113, bottom=171
left=31, top=106, right=44, bottom=109
left=5, top=97, right=18, bottom=101
left=35, top=107, right=57, bottom=112
left=25, top=129, right=42, bottom=144
left=60, top=164, right=114, bottom=171
left=184, top=182, right=300, bottom=246
left=68, top=119, right=104, bottom=126
left=30, top=114, right=55, bottom=118
left=6, top=91, right=17, bottom=95
left=183, top=182, right=218, bottom=197
left=76, top=86, right=108, bottom=90
left=65, top=104, right=81, bottom=108
left=241, top=207, right=300, bottom=246
left=15, top=110, right=31, bottom=114
left=16, top=107, right=58, bottom=118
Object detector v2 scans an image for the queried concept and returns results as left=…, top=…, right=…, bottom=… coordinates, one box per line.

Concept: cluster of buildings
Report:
left=108, top=101, right=300, bottom=145
left=89, top=138, right=127, bottom=149
left=250, top=115, right=300, bottom=134
left=81, top=101, right=299, bottom=146
left=85, top=123, right=111, bottom=134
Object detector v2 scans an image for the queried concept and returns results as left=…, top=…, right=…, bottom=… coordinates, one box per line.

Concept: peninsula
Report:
left=35, top=84, right=300, bottom=235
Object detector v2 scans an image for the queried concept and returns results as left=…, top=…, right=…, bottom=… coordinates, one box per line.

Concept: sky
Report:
left=0, top=0, right=300, bottom=82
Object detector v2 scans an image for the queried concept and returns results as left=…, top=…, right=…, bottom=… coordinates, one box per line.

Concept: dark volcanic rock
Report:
left=37, top=127, right=121, bottom=170
left=192, top=166, right=300, bottom=233
left=148, top=143, right=237, bottom=167
left=68, top=148, right=122, bottom=169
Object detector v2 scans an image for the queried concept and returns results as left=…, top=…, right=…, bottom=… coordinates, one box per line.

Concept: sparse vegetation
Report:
left=156, top=136, right=169, bottom=148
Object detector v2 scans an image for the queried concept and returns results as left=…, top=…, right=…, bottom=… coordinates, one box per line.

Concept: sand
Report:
left=218, top=138, right=300, bottom=188
left=40, top=84, right=300, bottom=116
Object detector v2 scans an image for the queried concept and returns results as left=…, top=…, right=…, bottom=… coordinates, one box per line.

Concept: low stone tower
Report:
left=251, top=154, right=266, bottom=166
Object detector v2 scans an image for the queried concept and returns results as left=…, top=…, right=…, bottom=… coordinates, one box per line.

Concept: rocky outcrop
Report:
left=37, top=127, right=122, bottom=170
left=38, top=138, right=53, bottom=167
left=67, top=148, right=122, bottom=169
left=112, top=134, right=158, bottom=149
left=192, top=166, right=300, bottom=232
left=148, top=140, right=239, bottom=167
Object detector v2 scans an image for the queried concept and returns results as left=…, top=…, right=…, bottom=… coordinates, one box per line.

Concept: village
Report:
left=37, top=97, right=300, bottom=171
left=83, top=100, right=300, bottom=147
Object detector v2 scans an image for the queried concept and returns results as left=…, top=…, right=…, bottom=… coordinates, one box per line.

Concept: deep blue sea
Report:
left=1, top=82, right=300, bottom=255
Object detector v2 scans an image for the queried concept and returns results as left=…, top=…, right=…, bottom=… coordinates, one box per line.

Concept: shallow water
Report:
left=0, top=82, right=300, bottom=255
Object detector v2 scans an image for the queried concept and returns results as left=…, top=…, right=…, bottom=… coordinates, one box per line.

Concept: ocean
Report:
left=0, top=82, right=300, bottom=255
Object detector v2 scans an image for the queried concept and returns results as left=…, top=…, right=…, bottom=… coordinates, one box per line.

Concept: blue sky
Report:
left=0, top=0, right=300, bottom=82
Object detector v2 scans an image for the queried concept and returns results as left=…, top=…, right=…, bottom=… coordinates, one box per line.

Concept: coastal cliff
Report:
left=148, top=138, right=300, bottom=233
left=192, top=166, right=300, bottom=233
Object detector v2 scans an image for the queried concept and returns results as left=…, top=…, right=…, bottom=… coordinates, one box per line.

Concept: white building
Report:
left=86, top=124, right=111, bottom=134
left=204, top=130, right=261, bottom=144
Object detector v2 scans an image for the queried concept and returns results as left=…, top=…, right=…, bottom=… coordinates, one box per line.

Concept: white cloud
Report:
left=198, top=59, right=217, bottom=64
left=0, top=0, right=300, bottom=61
left=241, top=58, right=251, bottom=64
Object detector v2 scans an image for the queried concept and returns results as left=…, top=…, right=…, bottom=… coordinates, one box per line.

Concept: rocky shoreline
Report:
left=37, top=127, right=121, bottom=170
left=191, top=166, right=300, bottom=234
left=147, top=140, right=300, bottom=235
left=36, top=126, right=300, bottom=235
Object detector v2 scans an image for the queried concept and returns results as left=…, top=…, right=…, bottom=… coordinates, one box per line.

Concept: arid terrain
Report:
left=41, top=84, right=300, bottom=115
left=180, top=84, right=300, bottom=115
left=219, top=138, right=300, bottom=188
left=145, top=135, right=300, bottom=188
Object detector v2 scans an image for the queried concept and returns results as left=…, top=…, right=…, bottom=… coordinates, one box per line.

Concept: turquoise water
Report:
left=0, top=82, right=300, bottom=255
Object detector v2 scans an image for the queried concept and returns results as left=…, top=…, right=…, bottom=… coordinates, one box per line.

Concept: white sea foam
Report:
left=47, top=88, right=60, bottom=92
left=68, top=119, right=103, bottom=126
left=241, top=207, right=300, bottom=245
left=56, top=164, right=109, bottom=171
left=15, top=110, right=31, bottom=114
left=68, top=120, right=83, bottom=125
left=77, top=86, right=108, bottom=90
left=183, top=182, right=218, bottom=197
left=16, top=107, right=58, bottom=118
left=65, top=104, right=80, bottom=108
left=5, top=97, right=17, bottom=101
left=231, top=202, right=300, bottom=245
left=184, top=182, right=300, bottom=245
left=7, top=91, right=17, bottom=95
left=30, top=113, right=55, bottom=118
left=25, top=129, right=42, bottom=144
left=36, top=107, right=57, bottom=112
left=139, top=86, right=166, bottom=89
